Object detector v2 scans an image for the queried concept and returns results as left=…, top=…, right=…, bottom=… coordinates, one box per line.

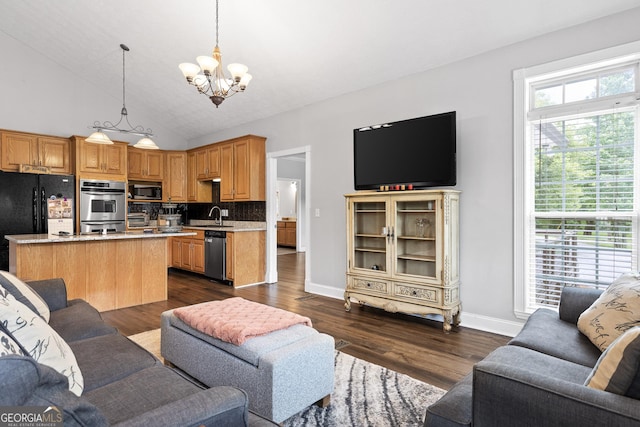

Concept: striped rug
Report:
left=283, top=351, right=445, bottom=427
left=129, top=329, right=445, bottom=426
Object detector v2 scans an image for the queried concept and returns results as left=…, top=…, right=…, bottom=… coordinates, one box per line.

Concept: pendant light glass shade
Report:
left=133, top=137, right=159, bottom=150
left=85, top=131, right=114, bottom=145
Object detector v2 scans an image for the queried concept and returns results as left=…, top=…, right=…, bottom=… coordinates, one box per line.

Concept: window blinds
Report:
left=527, top=109, right=637, bottom=308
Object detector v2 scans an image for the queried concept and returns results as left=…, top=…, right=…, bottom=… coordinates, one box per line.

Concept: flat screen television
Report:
left=353, top=111, right=456, bottom=190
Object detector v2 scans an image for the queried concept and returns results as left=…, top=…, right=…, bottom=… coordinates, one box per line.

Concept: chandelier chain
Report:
left=215, top=0, right=219, bottom=47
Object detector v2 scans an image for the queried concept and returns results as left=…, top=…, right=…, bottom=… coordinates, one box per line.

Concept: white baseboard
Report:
left=305, top=282, right=524, bottom=337
left=459, top=312, right=523, bottom=337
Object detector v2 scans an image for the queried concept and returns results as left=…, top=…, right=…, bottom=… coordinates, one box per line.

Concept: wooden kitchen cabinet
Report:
left=187, top=151, right=212, bottom=202
left=218, top=135, right=266, bottom=202
left=194, top=145, right=220, bottom=180
left=277, top=221, right=296, bottom=247
left=165, top=151, right=187, bottom=201
left=1, top=131, right=71, bottom=174
left=225, top=231, right=265, bottom=287
left=73, top=136, right=127, bottom=179
left=128, top=147, right=164, bottom=181
left=171, top=230, right=205, bottom=273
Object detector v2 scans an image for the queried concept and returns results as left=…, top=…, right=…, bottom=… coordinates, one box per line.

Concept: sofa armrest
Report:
left=25, top=278, right=68, bottom=311
left=473, top=360, right=640, bottom=427
left=111, top=386, right=251, bottom=427
left=558, top=286, right=603, bottom=324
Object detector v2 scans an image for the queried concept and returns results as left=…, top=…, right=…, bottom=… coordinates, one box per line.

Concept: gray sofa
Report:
left=425, top=286, right=640, bottom=427
left=0, top=277, right=277, bottom=427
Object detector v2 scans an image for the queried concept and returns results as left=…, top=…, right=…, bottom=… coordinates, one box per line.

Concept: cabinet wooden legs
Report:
left=443, top=304, right=462, bottom=334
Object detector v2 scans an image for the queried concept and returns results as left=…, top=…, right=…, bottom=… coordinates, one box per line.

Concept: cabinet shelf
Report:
left=355, top=247, right=387, bottom=253
left=397, top=235, right=435, bottom=241
left=397, top=209, right=435, bottom=213
left=397, top=254, right=436, bottom=262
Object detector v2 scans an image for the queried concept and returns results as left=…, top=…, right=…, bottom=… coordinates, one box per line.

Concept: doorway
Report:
left=265, top=146, right=310, bottom=288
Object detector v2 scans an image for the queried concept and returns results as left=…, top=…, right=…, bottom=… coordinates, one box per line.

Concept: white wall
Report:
left=189, top=7, right=640, bottom=336
left=0, top=32, right=188, bottom=150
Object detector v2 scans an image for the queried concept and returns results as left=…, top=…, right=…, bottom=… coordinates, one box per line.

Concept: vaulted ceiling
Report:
left=2, top=0, right=638, bottom=141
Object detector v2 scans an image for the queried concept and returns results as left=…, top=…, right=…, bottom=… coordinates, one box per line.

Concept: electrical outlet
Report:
left=221, top=209, right=228, bottom=217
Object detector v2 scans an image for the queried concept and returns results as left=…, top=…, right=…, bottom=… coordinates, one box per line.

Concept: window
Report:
left=514, top=43, right=640, bottom=317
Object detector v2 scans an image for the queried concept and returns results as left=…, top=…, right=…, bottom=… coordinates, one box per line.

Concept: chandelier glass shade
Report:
left=179, top=0, right=251, bottom=107
left=87, top=44, right=158, bottom=149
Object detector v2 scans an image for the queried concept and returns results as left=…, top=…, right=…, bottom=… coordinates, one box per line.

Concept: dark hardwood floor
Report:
left=101, top=252, right=510, bottom=390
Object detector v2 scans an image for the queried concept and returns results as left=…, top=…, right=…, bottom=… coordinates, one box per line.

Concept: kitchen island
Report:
left=6, top=231, right=196, bottom=311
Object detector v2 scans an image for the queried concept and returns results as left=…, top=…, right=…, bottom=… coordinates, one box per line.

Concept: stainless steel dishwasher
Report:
left=204, top=230, right=227, bottom=282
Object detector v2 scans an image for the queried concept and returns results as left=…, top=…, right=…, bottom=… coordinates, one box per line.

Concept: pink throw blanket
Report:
left=173, top=297, right=313, bottom=345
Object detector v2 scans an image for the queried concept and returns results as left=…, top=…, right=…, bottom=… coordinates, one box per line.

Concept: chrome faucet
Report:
left=208, top=206, right=223, bottom=226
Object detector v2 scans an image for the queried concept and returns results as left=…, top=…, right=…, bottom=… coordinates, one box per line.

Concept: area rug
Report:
left=128, top=329, right=445, bottom=426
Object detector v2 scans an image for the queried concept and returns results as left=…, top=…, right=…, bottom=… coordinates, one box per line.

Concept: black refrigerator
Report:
left=0, top=171, right=75, bottom=271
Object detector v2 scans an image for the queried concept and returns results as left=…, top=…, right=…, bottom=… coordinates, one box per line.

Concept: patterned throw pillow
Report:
left=585, top=326, right=640, bottom=398
left=0, top=271, right=50, bottom=323
left=0, top=328, right=24, bottom=356
left=0, top=284, right=83, bottom=396
left=577, top=272, right=640, bottom=351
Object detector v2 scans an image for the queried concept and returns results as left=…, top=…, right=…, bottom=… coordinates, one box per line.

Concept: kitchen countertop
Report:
left=184, top=220, right=266, bottom=232
left=5, top=230, right=197, bottom=244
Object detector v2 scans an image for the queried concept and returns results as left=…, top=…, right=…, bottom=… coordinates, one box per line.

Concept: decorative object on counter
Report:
left=158, top=202, right=182, bottom=233
left=415, top=218, right=431, bottom=238
left=86, top=44, right=158, bottom=149
left=178, top=0, right=252, bottom=108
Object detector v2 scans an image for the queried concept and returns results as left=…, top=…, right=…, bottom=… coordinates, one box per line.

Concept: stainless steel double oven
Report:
left=79, top=179, right=126, bottom=233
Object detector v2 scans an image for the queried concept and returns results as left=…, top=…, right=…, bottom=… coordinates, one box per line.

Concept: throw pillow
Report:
left=0, top=271, right=50, bottom=322
left=585, top=326, right=640, bottom=398
left=0, top=328, right=24, bottom=356
left=577, top=272, right=640, bottom=351
left=0, top=284, right=83, bottom=396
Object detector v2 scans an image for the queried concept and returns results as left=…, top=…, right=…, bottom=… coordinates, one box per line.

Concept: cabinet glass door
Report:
left=394, top=198, right=438, bottom=279
left=352, top=200, right=388, bottom=273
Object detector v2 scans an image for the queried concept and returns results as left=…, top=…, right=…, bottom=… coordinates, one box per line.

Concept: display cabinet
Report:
left=344, top=189, right=460, bottom=332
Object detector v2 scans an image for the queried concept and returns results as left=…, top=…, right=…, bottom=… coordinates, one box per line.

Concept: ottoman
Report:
left=160, top=304, right=335, bottom=423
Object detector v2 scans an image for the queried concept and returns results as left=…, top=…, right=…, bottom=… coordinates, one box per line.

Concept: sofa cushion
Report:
left=585, top=326, right=640, bottom=398
left=509, top=308, right=601, bottom=367
left=82, top=365, right=246, bottom=425
left=0, top=285, right=83, bottom=396
left=424, top=373, right=472, bottom=427
left=0, top=355, right=107, bottom=426
left=0, top=271, right=50, bottom=322
left=48, top=300, right=117, bottom=343
left=69, top=333, right=158, bottom=392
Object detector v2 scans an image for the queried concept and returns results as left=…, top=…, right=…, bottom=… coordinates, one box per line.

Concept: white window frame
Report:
left=513, top=41, right=640, bottom=319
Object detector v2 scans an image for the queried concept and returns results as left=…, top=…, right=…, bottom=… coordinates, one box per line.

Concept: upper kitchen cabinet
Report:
left=73, top=136, right=127, bottom=180
left=193, top=145, right=220, bottom=180
left=219, top=135, right=266, bottom=202
left=187, top=151, right=213, bottom=202
left=165, top=151, right=187, bottom=202
left=128, top=147, right=164, bottom=181
left=1, top=130, right=72, bottom=174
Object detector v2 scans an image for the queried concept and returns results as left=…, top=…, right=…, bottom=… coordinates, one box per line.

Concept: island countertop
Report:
left=5, top=230, right=197, bottom=244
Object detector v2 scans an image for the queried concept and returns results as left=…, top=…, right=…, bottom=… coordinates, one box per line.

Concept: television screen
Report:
left=353, top=111, right=456, bottom=190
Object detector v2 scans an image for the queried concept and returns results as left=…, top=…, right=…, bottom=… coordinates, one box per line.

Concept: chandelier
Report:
left=86, top=44, right=158, bottom=149
left=179, top=0, right=252, bottom=107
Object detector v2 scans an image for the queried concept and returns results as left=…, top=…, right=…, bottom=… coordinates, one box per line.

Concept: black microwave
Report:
left=129, top=184, right=162, bottom=200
